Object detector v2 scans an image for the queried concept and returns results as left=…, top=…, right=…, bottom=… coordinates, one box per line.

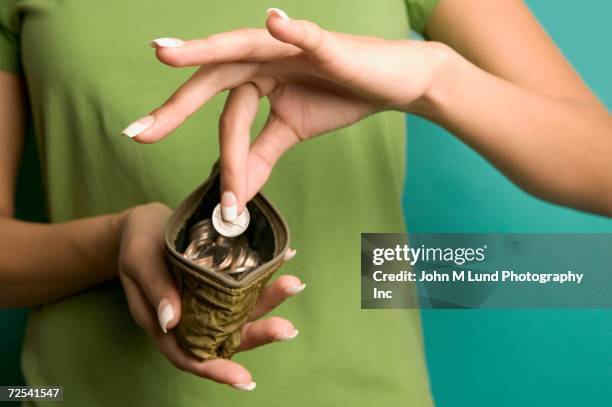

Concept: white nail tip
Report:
left=158, top=302, right=174, bottom=334
left=221, top=205, right=238, bottom=222
left=283, top=248, right=297, bottom=261
left=232, top=382, right=257, bottom=391
left=286, top=283, right=306, bottom=295
left=151, top=38, right=185, bottom=48
left=122, top=116, right=154, bottom=138
left=266, top=7, right=290, bottom=20
left=275, top=329, right=299, bottom=342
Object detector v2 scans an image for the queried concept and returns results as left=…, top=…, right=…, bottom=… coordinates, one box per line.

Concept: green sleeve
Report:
left=405, top=0, right=440, bottom=37
left=0, top=0, right=21, bottom=73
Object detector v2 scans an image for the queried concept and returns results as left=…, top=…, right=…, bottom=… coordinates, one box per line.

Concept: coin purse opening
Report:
left=176, top=176, right=275, bottom=265
left=165, top=168, right=289, bottom=289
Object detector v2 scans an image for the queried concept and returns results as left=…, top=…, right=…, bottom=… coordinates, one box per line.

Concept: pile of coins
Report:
left=182, top=218, right=261, bottom=279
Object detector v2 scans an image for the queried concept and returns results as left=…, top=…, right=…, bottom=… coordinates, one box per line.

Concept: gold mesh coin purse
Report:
left=164, top=164, right=290, bottom=360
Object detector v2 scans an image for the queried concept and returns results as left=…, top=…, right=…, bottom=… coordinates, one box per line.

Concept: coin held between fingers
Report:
left=212, top=203, right=250, bottom=237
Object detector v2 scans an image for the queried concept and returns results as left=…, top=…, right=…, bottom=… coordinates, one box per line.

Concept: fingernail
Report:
left=157, top=299, right=174, bottom=334
left=150, top=37, right=186, bottom=48
left=221, top=191, right=238, bottom=222
left=283, top=248, right=297, bottom=261
left=275, top=329, right=299, bottom=342
left=231, top=382, right=257, bottom=391
left=266, top=7, right=290, bottom=20
left=285, top=283, right=306, bottom=295
left=122, top=115, right=155, bottom=138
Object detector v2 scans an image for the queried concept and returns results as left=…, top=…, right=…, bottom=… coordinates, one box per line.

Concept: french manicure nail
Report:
left=122, top=115, right=155, bottom=138
left=221, top=191, right=238, bottom=222
left=285, top=283, right=306, bottom=295
left=275, top=329, right=299, bottom=342
left=157, top=299, right=174, bottom=334
left=266, top=7, right=290, bottom=20
left=150, top=37, right=186, bottom=48
left=232, top=382, right=257, bottom=391
left=283, top=248, right=297, bottom=261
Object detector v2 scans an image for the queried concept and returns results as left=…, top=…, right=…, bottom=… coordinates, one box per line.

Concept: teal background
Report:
left=405, top=1, right=612, bottom=406
left=1, top=0, right=611, bottom=405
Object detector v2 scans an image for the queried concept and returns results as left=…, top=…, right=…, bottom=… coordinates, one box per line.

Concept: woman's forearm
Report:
left=411, top=45, right=612, bottom=216
left=0, top=210, right=128, bottom=307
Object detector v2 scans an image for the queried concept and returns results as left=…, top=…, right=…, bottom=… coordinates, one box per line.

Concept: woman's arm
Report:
left=0, top=71, right=128, bottom=307
left=0, top=215, right=126, bottom=307
left=415, top=0, right=612, bottom=215
left=1, top=70, right=301, bottom=386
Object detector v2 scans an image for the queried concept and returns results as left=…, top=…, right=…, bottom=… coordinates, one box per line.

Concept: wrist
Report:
left=107, top=207, right=132, bottom=271
left=404, top=41, right=462, bottom=119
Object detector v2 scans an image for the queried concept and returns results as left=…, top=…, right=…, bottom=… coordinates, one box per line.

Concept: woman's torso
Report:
left=13, top=0, right=433, bottom=405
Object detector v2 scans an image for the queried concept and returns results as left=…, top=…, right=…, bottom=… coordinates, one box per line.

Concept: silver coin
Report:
left=183, top=239, right=209, bottom=260
left=188, top=219, right=215, bottom=241
left=181, top=210, right=261, bottom=279
left=190, top=231, right=215, bottom=246
left=190, top=218, right=213, bottom=233
left=207, top=246, right=231, bottom=270
left=218, top=235, right=249, bottom=249
left=232, top=246, right=248, bottom=268
left=226, top=265, right=253, bottom=275
left=243, top=250, right=260, bottom=268
left=206, top=245, right=228, bottom=265
left=217, top=256, right=234, bottom=271
left=190, top=245, right=222, bottom=270
left=211, top=203, right=250, bottom=237
left=193, top=255, right=214, bottom=269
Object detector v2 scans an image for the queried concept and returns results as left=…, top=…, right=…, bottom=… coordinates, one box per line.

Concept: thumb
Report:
left=265, top=8, right=342, bottom=67
left=149, top=270, right=182, bottom=334
left=128, top=250, right=182, bottom=334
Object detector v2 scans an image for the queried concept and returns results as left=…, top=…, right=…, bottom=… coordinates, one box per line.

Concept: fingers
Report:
left=122, top=62, right=260, bottom=143
left=123, top=9, right=358, bottom=144
left=249, top=274, right=305, bottom=321
left=119, top=271, right=160, bottom=333
left=119, top=236, right=182, bottom=333
left=155, top=333, right=256, bottom=390
left=155, top=277, right=303, bottom=387
left=239, top=316, right=299, bottom=351
left=120, top=263, right=257, bottom=391
left=245, top=114, right=302, bottom=201
left=219, top=83, right=260, bottom=218
left=184, top=358, right=255, bottom=390
left=120, top=240, right=301, bottom=391
left=266, top=8, right=354, bottom=80
left=283, top=247, right=298, bottom=261
left=152, top=29, right=300, bottom=68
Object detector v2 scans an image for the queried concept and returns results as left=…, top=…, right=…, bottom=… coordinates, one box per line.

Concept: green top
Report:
left=1, top=0, right=439, bottom=405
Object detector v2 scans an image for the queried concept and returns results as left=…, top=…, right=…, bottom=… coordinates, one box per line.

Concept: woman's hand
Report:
left=118, top=202, right=304, bottom=390
left=122, top=8, right=452, bottom=218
